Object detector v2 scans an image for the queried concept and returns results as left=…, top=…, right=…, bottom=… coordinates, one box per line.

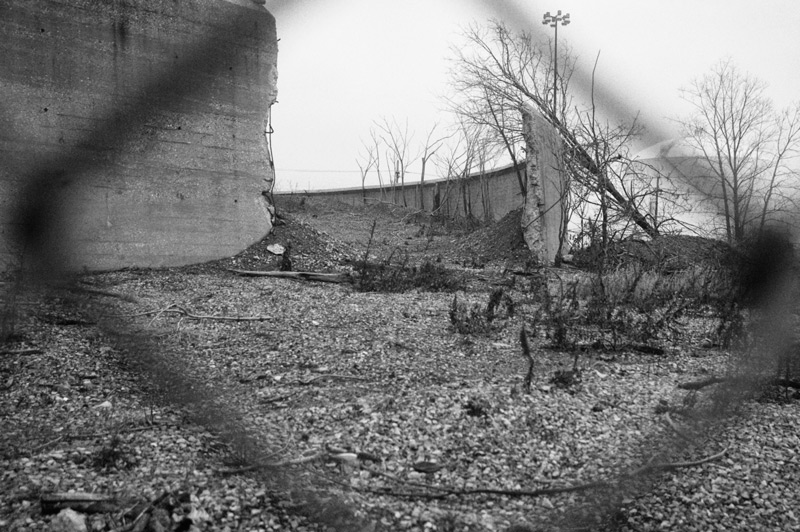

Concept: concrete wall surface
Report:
left=275, top=163, right=526, bottom=223
left=0, top=0, right=278, bottom=271
left=522, top=107, right=565, bottom=266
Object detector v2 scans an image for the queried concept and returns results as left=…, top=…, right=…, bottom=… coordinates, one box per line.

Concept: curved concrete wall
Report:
left=275, top=163, right=527, bottom=223
left=0, top=0, right=277, bottom=271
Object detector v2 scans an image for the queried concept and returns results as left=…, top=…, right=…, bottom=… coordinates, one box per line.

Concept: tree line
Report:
left=356, top=20, right=800, bottom=252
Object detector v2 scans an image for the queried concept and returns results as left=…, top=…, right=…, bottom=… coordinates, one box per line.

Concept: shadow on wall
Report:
left=0, top=0, right=278, bottom=272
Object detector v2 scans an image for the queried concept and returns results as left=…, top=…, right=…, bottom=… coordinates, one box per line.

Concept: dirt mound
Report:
left=363, top=201, right=413, bottom=219
left=573, top=235, right=734, bottom=271
left=457, top=208, right=529, bottom=264
left=185, top=214, right=356, bottom=274
left=188, top=199, right=732, bottom=277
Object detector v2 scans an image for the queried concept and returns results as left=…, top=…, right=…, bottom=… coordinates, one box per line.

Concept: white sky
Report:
left=265, top=0, right=800, bottom=192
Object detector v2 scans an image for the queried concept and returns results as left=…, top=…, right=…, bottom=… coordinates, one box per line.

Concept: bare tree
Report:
left=433, top=120, right=487, bottom=218
left=356, top=139, right=378, bottom=204
left=448, top=19, right=659, bottom=238
left=473, top=126, right=503, bottom=220
left=417, top=123, right=449, bottom=210
left=448, top=120, right=500, bottom=219
left=565, top=52, right=674, bottom=253
left=450, top=80, right=529, bottom=196
left=376, top=117, right=417, bottom=207
left=364, top=127, right=387, bottom=200
left=678, top=59, right=800, bottom=243
left=447, top=21, right=562, bottom=196
left=432, top=135, right=464, bottom=217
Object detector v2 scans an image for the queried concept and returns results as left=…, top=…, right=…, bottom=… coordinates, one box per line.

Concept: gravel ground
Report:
left=2, top=199, right=799, bottom=532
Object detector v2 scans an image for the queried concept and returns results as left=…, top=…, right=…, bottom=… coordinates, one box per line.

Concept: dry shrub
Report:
left=533, top=262, right=740, bottom=350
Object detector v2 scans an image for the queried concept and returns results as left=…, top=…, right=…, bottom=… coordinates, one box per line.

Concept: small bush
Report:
left=485, top=288, right=515, bottom=322
left=356, top=258, right=464, bottom=293
left=415, top=260, right=465, bottom=291
left=463, top=396, right=492, bottom=417
left=450, top=290, right=515, bottom=335
left=429, top=212, right=484, bottom=235
left=354, top=220, right=464, bottom=293
left=449, top=294, right=490, bottom=335
left=589, top=264, right=741, bottom=348
left=551, top=367, right=582, bottom=389
left=531, top=273, right=580, bottom=349
left=92, top=434, right=137, bottom=470
left=530, top=261, right=742, bottom=351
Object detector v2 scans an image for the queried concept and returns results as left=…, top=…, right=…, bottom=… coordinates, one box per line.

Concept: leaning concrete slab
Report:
left=521, top=106, right=565, bottom=266
left=0, top=0, right=278, bottom=271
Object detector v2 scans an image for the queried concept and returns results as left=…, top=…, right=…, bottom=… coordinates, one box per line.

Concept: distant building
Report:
left=632, top=138, right=800, bottom=242
left=631, top=138, right=724, bottom=238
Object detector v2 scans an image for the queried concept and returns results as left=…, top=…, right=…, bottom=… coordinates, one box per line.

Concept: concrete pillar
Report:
left=0, top=0, right=278, bottom=271
left=521, top=105, right=565, bottom=266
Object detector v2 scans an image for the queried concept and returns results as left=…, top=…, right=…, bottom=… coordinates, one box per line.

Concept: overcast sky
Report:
left=264, top=0, right=800, bottom=192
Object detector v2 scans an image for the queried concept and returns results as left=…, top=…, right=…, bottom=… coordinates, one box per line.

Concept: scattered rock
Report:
left=266, top=244, right=285, bottom=255
left=49, top=509, right=87, bottom=532
left=411, top=461, right=447, bottom=474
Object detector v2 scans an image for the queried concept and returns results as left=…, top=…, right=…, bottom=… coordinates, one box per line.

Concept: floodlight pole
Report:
left=542, top=10, right=570, bottom=120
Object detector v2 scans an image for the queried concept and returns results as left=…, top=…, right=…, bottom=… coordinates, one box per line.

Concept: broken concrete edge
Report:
left=0, top=0, right=278, bottom=272
left=521, top=105, right=566, bottom=267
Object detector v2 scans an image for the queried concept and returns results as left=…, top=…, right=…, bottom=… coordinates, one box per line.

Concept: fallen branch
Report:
left=41, top=492, right=118, bottom=515
left=363, top=464, right=551, bottom=495
left=112, top=491, right=169, bottom=532
left=215, top=451, right=325, bottom=475
left=372, top=448, right=728, bottom=500
left=629, top=344, right=665, bottom=356
left=217, top=446, right=382, bottom=475
left=663, top=412, right=697, bottom=444
left=360, top=466, right=459, bottom=494
left=325, top=445, right=382, bottom=464
left=72, top=284, right=141, bottom=304
left=229, top=269, right=351, bottom=284
left=146, top=304, right=175, bottom=327
left=298, top=374, right=367, bottom=385
left=0, top=347, right=42, bottom=356
left=678, top=375, right=800, bottom=391
left=122, top=304, right=273, bottom=323
left=258, top=390, right=303, bottom=404
left=400, top=209, right=429, bottom=223
left=628, top=447, right=728, bottom=476
left=30, top=435, right=67, bottom=454
left=519, top=326, right=534, bottom=393
left=367, top=480, right=611, bottom=500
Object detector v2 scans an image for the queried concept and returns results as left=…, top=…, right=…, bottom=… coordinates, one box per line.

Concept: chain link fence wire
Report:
left=2, top=1, right=797, bottom=531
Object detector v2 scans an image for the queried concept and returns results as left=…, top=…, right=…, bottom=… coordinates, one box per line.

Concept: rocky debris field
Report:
left=2, top=197, right=799, bottom=532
